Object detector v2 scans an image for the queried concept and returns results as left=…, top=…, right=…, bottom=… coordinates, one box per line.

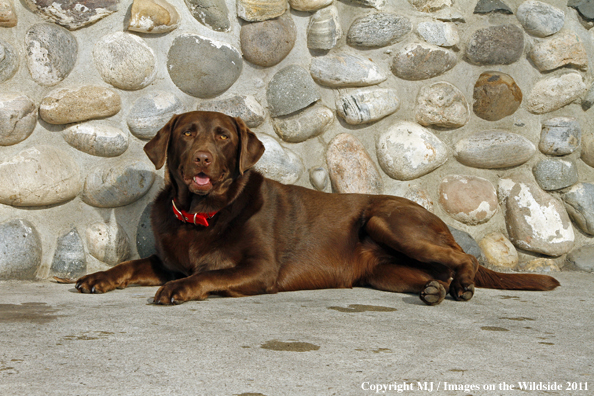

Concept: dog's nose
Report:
left=194, top=151, right=212, bottom=166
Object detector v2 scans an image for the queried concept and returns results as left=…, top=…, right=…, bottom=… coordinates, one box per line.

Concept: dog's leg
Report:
left=76, top=255, right=174, bottom=294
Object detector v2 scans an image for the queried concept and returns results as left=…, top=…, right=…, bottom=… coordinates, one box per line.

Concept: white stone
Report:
left=336, top=88, right=400, bottom=125
left=516, top=0, right=564, bottom=37
left=273, top=104, right=334, bottom=143
left=415, top=82, right=468, bottom=128
left=253, top=134, right=304, bottom=185
left=528, top=31, right=588, bottom=72
left=0, top=93, right=37, bottom=146
left=86, top=215, right=130, bottom=266
left=525, top=72, right=587, bottom=114
left=310, top=53, right=387, bottom=88
left=479, top=232, right=518, bottom=271
left=417, top=21, right=459, bottom=47
left=289, top=0, right=332, bottom=11
left=63, top=122, right=129, bottom=157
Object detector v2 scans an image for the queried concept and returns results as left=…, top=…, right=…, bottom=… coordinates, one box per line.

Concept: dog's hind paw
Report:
left=420, top=281, right=446, bottom=306
left=450, top=282, right=475, bottom=301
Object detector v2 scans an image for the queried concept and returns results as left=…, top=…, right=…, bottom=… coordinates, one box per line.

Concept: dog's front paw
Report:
left=76, top=272, right=122, bottom=294
left=152, top=279, right=205, bottom=305
left=420, top=281, right=446, bottom=306
left=450, top=281, right=475, bottom=301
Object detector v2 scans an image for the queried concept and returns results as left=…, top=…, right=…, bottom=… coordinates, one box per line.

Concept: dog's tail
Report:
left=474, top=266, right=560, bottom=291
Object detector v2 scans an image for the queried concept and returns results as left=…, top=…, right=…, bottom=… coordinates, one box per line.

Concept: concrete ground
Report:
left=0, top=272, right=592, bottom=396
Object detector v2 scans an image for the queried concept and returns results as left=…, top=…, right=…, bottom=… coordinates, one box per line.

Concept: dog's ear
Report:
left=144, top=114, right=178, bottom=170
left=234, top=117, right=265, bottom=175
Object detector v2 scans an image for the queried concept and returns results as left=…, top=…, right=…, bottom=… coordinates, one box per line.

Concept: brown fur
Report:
left=74, top=111, right=559, bottom=305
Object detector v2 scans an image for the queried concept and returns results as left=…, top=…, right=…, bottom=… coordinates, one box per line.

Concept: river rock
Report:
left=415, top=82, right=468, bottom=128
left=82, top=161, right=155, bottom=208
left=529, top=31, right=588, bottom=72
left=391, top=43, right=457, bottom=81
left=478, top=232, right=518, bottom=271
left=520, top=258, right=560, bottom=273
left=474, top=0, right=512, bottom=14
left=569, top=0, right=594, bottom=22
left=196, top=95, right=264, bottom=128
left=439, top=175, right=498, bottom=225
left=63, top=122, right=129, bottom=157
left=25, top=23, right=77, bottom=87
left=327, top=133, right=383, bottom=194
left=128, top=91, right=185, bottom=140
left=539, top=117, right=581, bottom=156
left=516, top=0, right=564, bottom=37
left=394, top=183, right=434, bottom=212
left=167, top=34, right=242, bottom=98
left=411, top=0, right=452, bottom=12
left=0, top=146, right=81, bottom=207
left=0, top=220, right=41, bottom=280
left=0, top=39, right=18, bottom=83
left=454, top=130, right=535, bottom=169
left=307, top=5, right=341, bottom=50
left=273, top=104, right=333, bottom=143
left=86, top=217, right=130, bottom=266
left=93, top=33, right=156, bottom=91
left=0, top=93, right=37, bottom=146
left=563, top=183, right=594, bottom=236
left=241, top=12, right=296, bottom=67
left=582, top=85, right=594, bottom=111
left=473, top=72, right=522, bottom=121
left=39, top=86, right=121, bottom=125
left=185, top=0, right=229, bottom=31
left=582, top=133, right=594, bottom=167
left=309, top=167, right=329, bottom=191
left=253, top=134, right=304, bottom=184
left=525, top=72, right=587, bottom=114
left=566, top=245, right=594, bottom=272
left=417, top=21, right=459, bottom=47
left=465, top=24, right=524, bottom=65
left=347, top=13, right=412, bottom=48
left=447, top=226, right=484, bottom=263
left=289, top=0, right=332, bottom=11
left=50, top=228, right=86, bottom=278
left=267, top=65, right=321, bottom=117
left=310, top=53, right=387, bottom=88
left=533, top=158, right=578, bottom=191
left=22, top=0, right=118, bottom=29
left=136, top=203, right=156, bottom=258
left=237, top=0, right=286, bottom=22
left=376, top=122, right=448, bottom=181
left=0, top=0, right=17, bottom=27
left=128, top=0, right=180, bottom=33
left=337, top=88, right=400, bottom=125
left=498, top=175, right=574, bottom=256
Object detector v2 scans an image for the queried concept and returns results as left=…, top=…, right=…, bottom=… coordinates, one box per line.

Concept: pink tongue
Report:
left=194, top=175, right=210, bottom=186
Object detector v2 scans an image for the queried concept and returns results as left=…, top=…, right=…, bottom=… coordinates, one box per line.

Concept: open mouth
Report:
left=189, top=172, right=212, bottom=192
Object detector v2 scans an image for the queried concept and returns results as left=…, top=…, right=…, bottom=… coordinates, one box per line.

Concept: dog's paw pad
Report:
left=451, top=283, right=475, bottom=301
left=420, top=281, right=446, bottom=306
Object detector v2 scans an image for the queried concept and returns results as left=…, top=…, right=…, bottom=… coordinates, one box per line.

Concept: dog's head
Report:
left=144, top=111, right=265, bottom=197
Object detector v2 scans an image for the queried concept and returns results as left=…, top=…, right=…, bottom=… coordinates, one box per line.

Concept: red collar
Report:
left=172, top=200, right=217, bottom=227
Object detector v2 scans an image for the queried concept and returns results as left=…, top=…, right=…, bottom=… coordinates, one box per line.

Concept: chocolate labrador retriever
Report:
left=72, top=111, right=559, bottom=305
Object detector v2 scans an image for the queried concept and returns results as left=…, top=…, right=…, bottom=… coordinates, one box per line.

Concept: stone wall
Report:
left=1, top=0, right=593, bottom=279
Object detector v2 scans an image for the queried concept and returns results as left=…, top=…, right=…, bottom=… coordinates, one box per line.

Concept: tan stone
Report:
left=411, top=0, right=452, bottom=12
left=478, top=232, right=518, bottom=271
left=237, top=0, right=286, bottom=22
left=289, top=0, right=332, bottom=11
left=439, top=175, right=497, bottom=225
left=520, top=258, right=560, bottom=273
left=529, top=31, right=588, bottom=72
left=581, top=133, right=594, bottom=168
left=39, top=86, right=121, bottom=125
left=0, top=0, right=17, bottom=27
left=128, top=0, right=180, bottom=33
left=416, top=82, right=469, bottom=128
left=473, top=72, right=522, bottom=121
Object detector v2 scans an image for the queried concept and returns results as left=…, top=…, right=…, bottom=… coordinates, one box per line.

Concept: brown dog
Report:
left=74, top=111, right=559, bottom=305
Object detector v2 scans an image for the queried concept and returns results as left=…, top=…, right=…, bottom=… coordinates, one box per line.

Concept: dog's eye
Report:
left=183, top=131, right=192, bottom=137
left=219, top=135, right=229, bottom=140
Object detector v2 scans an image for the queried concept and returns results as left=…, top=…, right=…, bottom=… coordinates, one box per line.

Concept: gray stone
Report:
left=25, top=23, right=77, bottom=87
left=562, top=183, right=594, bottom=235
left=63, top=122, right=129, bottom=157
left=82, top=161, right=155, bottom=208
left=391, top=43, right=457, bottom=81
left=128, top=0, right=180, bottom=33
left=167, top=34, right=242, bottom=98
left=136, top=203, right=156, bottom=258
left=411, top=0, right=451, bottom=12
left=347, top=13, right=411, bottom=48
left=447, top=225, right=485, bottom=265
left=566, top=245, right=594, bottom=272
left=185, top=0, right=229, bottom=31
left=267, top=65, right=321, bottom=117
left=439, top=175, right=498, bottom=225
left=415, top=82, right=469, bottom=129
left=196, top=95, right=264, bottom=128
left=307, top=5, right=341, bottom=50
left=0, top=93, right=37, bottom=146
left=86, top=217, right=130, bottom=266
left=417, top=21, right=459, bottom=47
left=498, top=175, right=574, bottom=256
left=327, top=133, right=383, bottom=194
left=237, top=0, right=286, bottom=22
left=0, top=219, right=41, bottom=280
left=465, top=24, right=524, bottom=65
left=583, top=84, right=594, bottom=111
left=533, top=158, right=578, bottom=191
left=310, top=53, right=387, bottom=88
left=0, top=39, right=18, bottom=83
left=349, top=0, right=385, bottom=8
left=289, top=0, right=332, bottom=12
left=376, top=122, right=448, bottom=181
left=454, top=130, right=535, bottom=169
left=582, top=133, right=594, bottom=168
left=0, top=0, right=17, bottom=27
left=528, top=31, right=588, bottom=72
left=50, top=228, right=86, bottom=278
left=253, top=134, right=304, bottom=185
left=273, top=104, right=333, bottom=143
left=474, top=0, right=512, bottom=14
left=309, top=167, right=329, bottom=191
left=473, top=72, right=522, bottom=121
left=128, top=91, right=185, bottom=140
left=539, top=117, right=581, bottom=156
left=241, top=12, right=296, bottom=67
left=22, top=0, right=118, bottom=30
left=478, top=232, right=518, bottom=271
left=525, top=72, right=587, bottom=114
left=516, top=1, right=564, bottom=38
left=39, top=86, right=121, bottom=125
left=337, top=88, right=400, bottom=125
left=0, top=146, right=81, bottom=207
left=93, top=32, right=156, bottom=91
left=568, top=0, right=594, bottom=22
left=433, top=8, right=465, bottom=21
